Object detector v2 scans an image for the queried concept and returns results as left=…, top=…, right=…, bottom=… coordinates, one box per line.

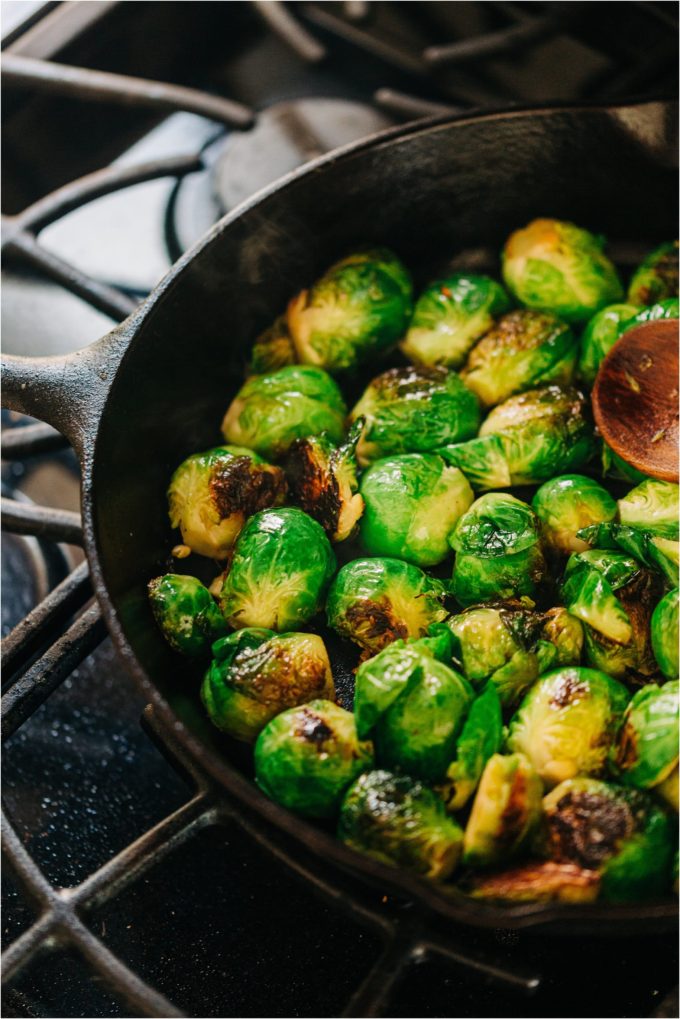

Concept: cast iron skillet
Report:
left=3, top=100, right=678, bottom=934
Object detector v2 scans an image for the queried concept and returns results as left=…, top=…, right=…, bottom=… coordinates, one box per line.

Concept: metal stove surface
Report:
left=2, top=3, right=679, bottom=1016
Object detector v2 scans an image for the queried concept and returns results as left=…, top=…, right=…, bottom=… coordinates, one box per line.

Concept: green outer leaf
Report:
left=148, top=574, right=227, bottom=658
left=577, top=303, right=638, bottom=388
left=611, top=680, right=679, bottom=788
left=627, top=241, right=679, bottom=306
left=445, top=681, right=503, bottom=810
left=618, top=479, right=679, bottom=540
left=561, top=559, right=633, bottom=645
left=532, top=474, right=617, bottom=555
left=652, top=589, right=679, bottom=679
left=353, top=644, right=423, bottom=739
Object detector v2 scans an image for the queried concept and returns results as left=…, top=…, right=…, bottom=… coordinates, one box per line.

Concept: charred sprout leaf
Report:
left=201, top=629, right=335, bottom=742
left=400, top=273, right=511, bottom=368
left=532, top=474, right=617, bottom=555
left=221, top=365, right=347, bottom=460
left=217, top=507, right=336, bottom=631
left=467, top=860, right=600, bottom=903
left=254, top=700, right=373, bottom=819
left=652, top=589, right=679, bottom=680
left=618, top=479, right=679, bottom=540
left=561, top=549, right=662, bottom=680
left=501, top=218, right=623, bottom=324
left=449, top=494, right=548, bottom=608
left=286, top=249, right=413, bottom=373
left=507, top=667, right=630, bottom=788
left=326, top=557, right=447, bottom=655
left=148, top=574, right=227, bottom=658
left=460, top=309, right=577, bottom=408
left=338, top=769, right=464, bottom=880
left=443, top=681, right=503, bottom=811
left=249, top=315, right=297, bottom=374
left=350, top=365, right=480, bottom=466
left=439, top=385, right=596, bottom=490
left=285, top=419, right=364, bottom=543
left=538, top=777, right=674, bottom=902
left=611, top=680, right=679, bottom=790
left=359, top=453, right=473, bottom=567
left=627, top=242, right=679, bottom=306
left=167, top=446, right=287, bottom=559
left=577, top=303, right=638, bottom=388
left=462, top=753, right=543, bottom=867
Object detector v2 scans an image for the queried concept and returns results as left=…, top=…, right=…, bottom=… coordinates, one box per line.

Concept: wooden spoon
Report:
left=592, top=318, right=679, bottom=483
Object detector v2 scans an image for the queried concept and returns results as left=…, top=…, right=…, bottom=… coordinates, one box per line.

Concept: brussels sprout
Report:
left=148, top=574, right=227, bottom=657
left=446, top=602, right=582, bottom=708
left=221, top=365, right=347, bottom=460
left=350, top=365, right=480, bottom=466
left=468, top=861, right=601, bottom=903
left=627, top=241, right=679, bottom=306
left=449, top=494, right=548, bottom=607
left=462, top=753, right=543, bottom=867
left=578, top=521, right=679, bottom=588
left=439, top=385, right=596, bottom=490
left=618, top=479, right=679, bottom=540
left=539, top=778, right=674, bottom=902
left=400, top=273, right=511, bottom=368
left=611, top=681, right=679, bottom=790
left=254, top=700, right=373, bottom=818
left=167, top=446, right=287, bottom=559
left=216, top=508, right=336, bottom=631
left=460, top=310, right=577, bottom=408
left=601, top=443, right=649, bottom=485
left=507, top=667, right=629, bottom=787
left=652, top=589, right=679, bottom=679
left=501, top=218, right=623, bottom=324
left=443, top=681, right=503, bottom=810
left=353, top=640, right=473, bottom=782
left=326, top=557, right=447, bottom=655
left=285, top=419, right=364, bottom=543
left=561, top=549, right=663, bottom=679
left=286, top=249, right=413, bottom=373
left=657, top=767, right=679, bottom=812
left=201, top=628, right=335, bottom=742
left=532, top=475, right=617, bottom=555
left=250, top=315, right=297, bottom=374
left=577, top=303, right=638, bottom=387
left=358, top=453, right=473, bottom=567
left=338, top=769, right=464, bottom=880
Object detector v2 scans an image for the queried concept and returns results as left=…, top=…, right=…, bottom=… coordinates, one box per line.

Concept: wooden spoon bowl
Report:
left=592, top=318, right=679, bottom=483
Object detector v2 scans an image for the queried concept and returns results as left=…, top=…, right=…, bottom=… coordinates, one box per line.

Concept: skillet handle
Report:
left=1, top=323, right=133, bottom=463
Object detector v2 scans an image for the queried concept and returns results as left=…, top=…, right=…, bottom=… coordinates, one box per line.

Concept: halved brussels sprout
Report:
left=462, top=753, right=543, bottom=867
left=618, top=479, right=679, bottom=540
left=359, top=453, right=473, bottom=567
left=439, top=385, right=596, bottom=490
left=201, top=628, right=335, bottom=742
left=400, top=273, right=511, bottom=368
left=460, top=309, right=577, bottom=408
left=254, top=700, right=374, bottom=818
left=148, top=574, right=227, bottom=657
left=221, top=365, right=347, bottom=460
left=350, top=365, right=480, bottom=466
left=539, top=778, right=674, bottom=902
left=627, top=241, right=679, bottom=306
left=167, top=445, right=287, bottom=559
left=326, top=557, right=447, bottom=656
left=611, top=681, right=679, bottom=790
left=532, top=474, right=617, bottom=555
left=216, top=507, right=336, bottom=631
left=652, top=589, right=679, bottom=679
left=507, top=667, right=629, bottom=787
left=501, top=218, right=623, bottom=324
left=443, top=681, right=503, bottom=811
left=468, top=860, right=600, bottom=903
left=249, top=315, right=297, bottom=375
left=446, top=602, right=582, bottom=708
left=338, top=769, right=464, bottom=880
left=561, top=549, right=663, bottom=679
left=286, top=249, right=413, bottom=373
left=577, top=303, right=638, bottom=388
left=285, top=419, right=364, bottom=543
left=449, top=494, right=548, bottom=607
left=353, top=639, right=473, bottom=781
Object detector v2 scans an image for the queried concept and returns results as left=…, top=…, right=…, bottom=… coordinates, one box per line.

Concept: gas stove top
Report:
left=1, top=3, right=678, bottom=1016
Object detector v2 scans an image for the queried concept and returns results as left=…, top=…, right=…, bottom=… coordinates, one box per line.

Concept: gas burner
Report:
left=168, top=97, right=393, bottom=256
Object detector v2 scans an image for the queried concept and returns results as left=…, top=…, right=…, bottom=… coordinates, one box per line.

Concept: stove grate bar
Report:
left=2, top=52, right=254, bottom=129
left=341, top=935, right=418, bottom=1018
left=423, top=10, right=565, bottom=67
left=373, top=87, right=461, bottom=120
left=251, top=0, right=327, bottom=63
left=1, top=421, right=69, bottom=459
left=303, top=4, right=427, bottom=76
left=1, top=496, right=83, bottom=546
left=1, top=602, right=106, bottom=741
